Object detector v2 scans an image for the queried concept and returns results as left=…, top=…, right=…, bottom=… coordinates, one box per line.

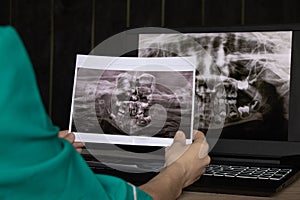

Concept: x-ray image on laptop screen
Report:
left=138, top=31, right=292, bottom=141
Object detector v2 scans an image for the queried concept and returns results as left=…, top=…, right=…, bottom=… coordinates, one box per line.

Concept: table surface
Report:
left=179, top=176, right=300, bottom=200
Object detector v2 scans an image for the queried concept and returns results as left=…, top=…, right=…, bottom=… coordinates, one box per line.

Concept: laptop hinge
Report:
left=211, top=154, right=300, bottom=167
left=212, top=156, right=280, bottom=165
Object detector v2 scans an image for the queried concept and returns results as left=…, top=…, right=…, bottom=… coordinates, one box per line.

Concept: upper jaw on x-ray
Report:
left=138, top=32, right=291, bottom=130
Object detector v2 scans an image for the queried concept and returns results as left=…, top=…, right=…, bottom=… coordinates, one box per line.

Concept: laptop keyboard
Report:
left=204, top=164, right=292, bottom=180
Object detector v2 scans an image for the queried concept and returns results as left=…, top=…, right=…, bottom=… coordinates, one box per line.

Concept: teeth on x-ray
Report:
left=139, top=32, right=291, bottom=130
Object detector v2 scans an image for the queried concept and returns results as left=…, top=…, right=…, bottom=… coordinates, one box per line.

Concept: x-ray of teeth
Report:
left=95, top=71, right=191, bottom=137
left=72, top=68, right=194, bottom=139
left=109, top=73, right=154, bottom=129
left=139, top=31, right=292, bottom=140
left=70, top=55, right=195, bottom=146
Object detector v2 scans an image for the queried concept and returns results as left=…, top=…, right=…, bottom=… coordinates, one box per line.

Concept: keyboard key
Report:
left=270, top=174, right=285, bottom=179
left=268, top=169, right=280, bottom=173
left=258, top=175, right=272, bottom=178
left=225, top=174, right=236, bottom=177
left=252, top=172, right=264, bottom=176
left=259, top=168, right=270, bottom=171
left=258, top=176, right=270, bottom=180
left=213, top=173, right=225, bottom=177
left=270, top=177, right=282, bottom=180
left=279, top=169, right=292, bottom=173
left=236, top=175, right=258, bottom=179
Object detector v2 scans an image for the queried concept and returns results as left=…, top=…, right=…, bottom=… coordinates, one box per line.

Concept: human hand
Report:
left=165, top=130, right=210, bottom=187
left=58, top=130, right=85, bottom=154
left=139, top=130, right=210, bottom=199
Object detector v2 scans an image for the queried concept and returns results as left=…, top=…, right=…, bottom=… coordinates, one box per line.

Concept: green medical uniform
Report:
left=0, top=26, right=152, bottom=200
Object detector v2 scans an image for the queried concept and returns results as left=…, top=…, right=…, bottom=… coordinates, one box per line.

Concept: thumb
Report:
left=173, top=130, right=186, bottom=146
left=164, top=131, right=189, bottom=167
left=58, top=130, right=68, bottom=138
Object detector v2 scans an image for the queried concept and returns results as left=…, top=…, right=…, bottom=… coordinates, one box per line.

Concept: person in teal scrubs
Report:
left=0, top=26, right=210, bottom=200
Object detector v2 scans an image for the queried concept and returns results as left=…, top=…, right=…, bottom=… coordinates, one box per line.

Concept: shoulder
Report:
left=0, top=26, right=33, bottom=78
left=0, top=26, right=29, bottom=66
left=0, top=26, right=22, bottom=48
left=0, top=26, right=17, bottom=36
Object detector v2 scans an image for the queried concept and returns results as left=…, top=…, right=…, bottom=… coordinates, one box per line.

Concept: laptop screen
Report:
left=79, top=26, right=300, bottom=160
left=137, top=26, right=299, bottom=145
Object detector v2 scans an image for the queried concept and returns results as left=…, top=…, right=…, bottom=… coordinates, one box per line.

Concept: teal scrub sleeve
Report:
left=0, top=26, right=152, bottom=200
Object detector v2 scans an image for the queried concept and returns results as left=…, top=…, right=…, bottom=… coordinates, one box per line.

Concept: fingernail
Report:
left=175, top=131, right=185, bottom=139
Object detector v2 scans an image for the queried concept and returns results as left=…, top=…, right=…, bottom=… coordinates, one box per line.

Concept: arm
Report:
left=139, top=130, right=210, bottom=200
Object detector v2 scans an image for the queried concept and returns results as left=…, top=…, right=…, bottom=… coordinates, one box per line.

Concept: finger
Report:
left=199, top=155, right=211, bottom=167
left=167, top=131, right=187, bottom=152
left=64, top=132, right=75, bottom=143
left=73, top=142, right=85, bottom=148
left=165, top=146, right=170, bottom=152
left=203, top=155, right=211, bottom=166
left=198, top=142, right=209, bottom=159
left=193, top=130, right=205, bottom=141
left=173, top=130, right=186, bottom=145
left=76, top=148, right=83, bottom=154
left=58, top=130, right=69, bottom=138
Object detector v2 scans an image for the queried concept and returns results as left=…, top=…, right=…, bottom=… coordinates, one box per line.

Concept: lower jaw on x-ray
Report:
left=193, top=61, right=289, bottom=140
left=194, top=74, right=262, bottom=129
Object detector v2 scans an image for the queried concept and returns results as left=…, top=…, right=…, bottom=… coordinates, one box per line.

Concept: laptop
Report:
left=79, top=24, right=300, bottom=196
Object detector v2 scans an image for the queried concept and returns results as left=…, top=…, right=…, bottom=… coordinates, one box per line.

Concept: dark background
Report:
left=1, top=0, right=300, bottom=130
